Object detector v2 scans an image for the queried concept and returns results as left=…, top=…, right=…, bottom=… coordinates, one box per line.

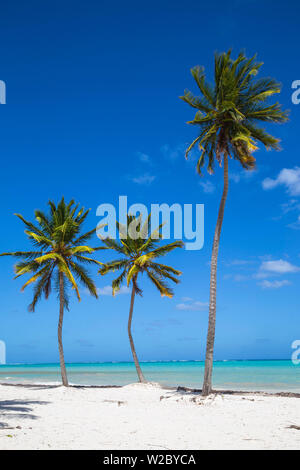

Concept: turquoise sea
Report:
left=0, top=360, right=299, bottom=392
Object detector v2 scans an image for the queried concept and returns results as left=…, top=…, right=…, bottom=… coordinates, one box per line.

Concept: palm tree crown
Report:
left=99, top=215, right=184, bottom=297
left=180, top=50, right=288, bottom=173
left=1, top=197, right=102, bottom=311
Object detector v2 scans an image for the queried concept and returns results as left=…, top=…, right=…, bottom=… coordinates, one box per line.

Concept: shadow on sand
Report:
left=0, top=397, right=50, bottom=430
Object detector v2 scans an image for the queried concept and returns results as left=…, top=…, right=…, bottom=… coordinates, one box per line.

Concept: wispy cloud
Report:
left=258, top=279, right=291, bottom=289
left=258, top=259, right=300, bottom=275
left=177, top=337, right=199, bottom=342
left=272, top=199, right=300, bottom=224
left=281, top=199, right=300, bottom=215
left=223, top=259, right=255, bottom=281
left=199, top=180, right=215, bottom=194
left=96, top=285, right=130, bottom=296
left=160, top=144, right=184, bottom=160
left=176, top=299, right=208, bottom=311
left=233, top=274, right=249, bottom=282
left=137, top=151, right=150, bottom=163
left=226, top=259, right=254, bottom=266
left=223, top=273, right=250, bottom=282
left=288, top=215, right=300, bottom=230
left=262, top=167, right=300, bottom=196
left=229, top=172, right=241, bottom=183
left=229, top=169, right=257, bottom=183
left=132, top=173, right=156, bottom=185
left=143, top=317, right=183, bottom=334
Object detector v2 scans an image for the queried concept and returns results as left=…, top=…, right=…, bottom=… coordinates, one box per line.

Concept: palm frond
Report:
left=100, top=237, right=127, bottom=255
left=70, top=261, right=98, bottom=298
left=24, top=231, right=53, bottom=248
left=28, top=266, right=53, bottom=312
left=21, top=265, right=52, bottom=291
left=74, top=255, right=103, bottom=266
left=112, top=268, right=128, bottom=296
left=14, top=214, right=44, bottom=237
left=99, top=259, right=129, bottom=275
left=73, top=228, right=96, bottom=245
left=146, top=270, right=174, bottom=298
left=0, top=251, right=43, bottom=260
left=147, top=241, right=184, bottom=259
left=57, top=259, right=81, bottom=301
left=149, top=262, right=182, bottom=276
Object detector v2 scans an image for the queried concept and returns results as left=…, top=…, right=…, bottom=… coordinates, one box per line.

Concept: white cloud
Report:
left=229, top=172, right=241, bottom=183
left=225, top=274, right=250, bottom=282
left=233, top=274, right=249, bottom=282
left=160, top=144, right=183, bottom=160
left=137, top=152, right=150, bottom=163
left=281, top=199, right=300, bottom=214
left=176, top=300, right=208, bottom=311
left=132, top=173, right=156, bottom=185
left=258, top=280, right=291, bottom=289
left=288, top=215, right=300, bottom=230
left=226, top=259, right=254, bottom=266
left=199, top=180, right=215, bottom=194
left=223, top=274, right=232, bottom=280
left=258, top=259, right=300, bottom=275
left=97, top=285, right=130, bottom=296
left=229, top=169, right=257, bottom=183
left=262, top=167, right=300, bottom=196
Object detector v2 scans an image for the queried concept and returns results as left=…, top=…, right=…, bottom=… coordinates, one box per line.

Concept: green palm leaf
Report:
left=99, top=214, right=183, bottom=297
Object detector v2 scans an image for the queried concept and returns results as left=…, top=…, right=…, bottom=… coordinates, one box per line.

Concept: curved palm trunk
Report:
left=128, top=283, right=146, bottom=383
left=58, top=271, right=69, bottom=387
left=202, top=153, right=229, bottom=396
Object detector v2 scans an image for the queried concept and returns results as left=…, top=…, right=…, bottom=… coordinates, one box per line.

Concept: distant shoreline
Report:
left=1, top=381, right=300, bottom=398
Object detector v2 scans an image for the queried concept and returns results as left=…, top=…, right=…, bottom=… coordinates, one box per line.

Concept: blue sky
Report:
left=0, top=0, right=300, bottom=363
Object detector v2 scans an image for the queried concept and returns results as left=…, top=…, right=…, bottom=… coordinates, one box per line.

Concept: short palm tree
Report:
left=180, top=50, right=288, bottom=396
left=0, top=198, right=102, bottom=386
left=99, top=215, right=183, bottom=383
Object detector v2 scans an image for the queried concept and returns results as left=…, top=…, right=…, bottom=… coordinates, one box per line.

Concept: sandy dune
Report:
left=0, top=382, right=299, bottom=450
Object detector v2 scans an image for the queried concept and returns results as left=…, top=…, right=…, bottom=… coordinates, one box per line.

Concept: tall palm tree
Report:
left=0, top=197, right=102, bottom=386
left=180, top=50, right=288, bottom=396
left=99, top=215, right=183, bottom=383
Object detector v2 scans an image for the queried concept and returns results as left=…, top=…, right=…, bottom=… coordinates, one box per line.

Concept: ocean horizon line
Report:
left=0, top=358, right=293, bottom=367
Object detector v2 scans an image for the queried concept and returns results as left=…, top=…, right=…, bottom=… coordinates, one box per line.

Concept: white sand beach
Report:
left=0, top=382, right=299, bottom=450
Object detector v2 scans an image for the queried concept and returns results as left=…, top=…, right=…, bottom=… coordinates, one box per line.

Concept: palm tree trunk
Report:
left=202, top=153, right=229, bottom=396
left=128, top=282, right=146, bottom=383
left=58, top=271, right=69, bottom=387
